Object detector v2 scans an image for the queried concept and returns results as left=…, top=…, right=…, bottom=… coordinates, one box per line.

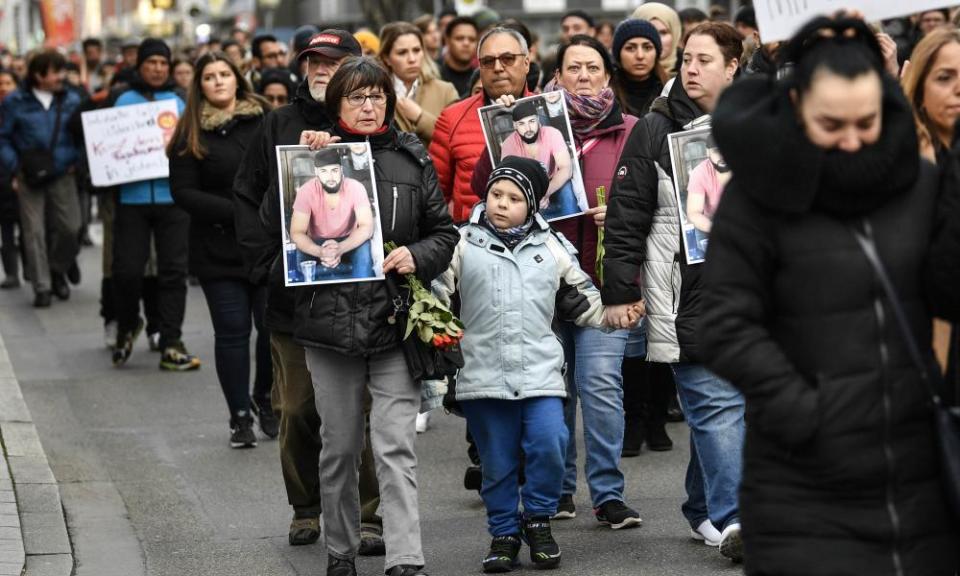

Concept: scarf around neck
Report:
left=481, top=210, right=535, bottom=250
left=544, top=79, right=616, bottom=137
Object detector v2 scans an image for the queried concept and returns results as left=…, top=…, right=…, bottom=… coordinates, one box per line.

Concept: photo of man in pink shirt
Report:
left=685, top=138, right=731, bottom=235
left=288, top=148, right=375, bottom=280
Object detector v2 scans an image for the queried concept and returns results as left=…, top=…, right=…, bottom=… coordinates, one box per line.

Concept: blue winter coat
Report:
left=113, top=85, right=185, bottom=205
left=0, top=88, right=82, bottom=178
left=435, top=206, right=607, bottom=402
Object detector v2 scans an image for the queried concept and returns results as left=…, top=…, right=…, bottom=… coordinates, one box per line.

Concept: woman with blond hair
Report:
left=379, top=21, right=459, bottom=148
left=631, top=2, right=683, bottom=76
left=902, top=27, right=960, bottom=163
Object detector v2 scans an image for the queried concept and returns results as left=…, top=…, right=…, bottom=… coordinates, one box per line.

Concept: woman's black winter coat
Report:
left=292, top=126, right=458, bottom=357
left=170, top=98, right=265, bottom=281
left=701, top=74, right=959, bottom=576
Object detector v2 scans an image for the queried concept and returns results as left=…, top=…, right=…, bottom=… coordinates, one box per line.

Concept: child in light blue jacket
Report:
left=435, top=156, right=637, bottom=573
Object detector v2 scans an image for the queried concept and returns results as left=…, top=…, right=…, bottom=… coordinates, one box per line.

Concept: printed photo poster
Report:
left=478, top=91, right=589, bottom=222
left=668, top=126, right=731, bottom=265
left=276, top=144, right=385, bottom=287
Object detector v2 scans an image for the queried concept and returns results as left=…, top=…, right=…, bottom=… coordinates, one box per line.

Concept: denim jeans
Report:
left=462, top=397, right=568, bottom=536
left=540, top=179, right=579, bottom=221
left=200, top=279, right=271, bottom=417
left=559, top=321, right=630, bottom=506
left=670, top=362, right=744, bottom=531
left=309, top=237, right=373, bottom=280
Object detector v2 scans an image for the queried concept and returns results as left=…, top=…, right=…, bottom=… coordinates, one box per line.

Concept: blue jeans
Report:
left=540, top=179, right=578, bottom=221
left=200, top=280, right=272, bottom=417
left=309, top=237, right=373, bottom=280
left=670, top=362, right=744, bottom=531
left=623, top=320, right=647, bottom=359
left=461, top=397, right=568, bottom=536
left=559, top=322, right=629, bottom=506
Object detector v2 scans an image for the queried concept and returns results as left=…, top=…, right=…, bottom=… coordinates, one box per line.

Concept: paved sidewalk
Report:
left=0, top=332, right=73, bottom=576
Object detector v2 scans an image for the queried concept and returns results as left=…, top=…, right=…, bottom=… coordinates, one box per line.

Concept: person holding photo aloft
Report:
left=297, top=56, right=458, bottom=576
left=289, top=149, right=375, bottom=280
left=500, top=100, right=575, bottom=220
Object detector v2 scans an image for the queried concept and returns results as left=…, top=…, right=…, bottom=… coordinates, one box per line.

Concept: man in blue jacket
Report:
left=110, top=38, right=199, bottom=371
left=0, top=49, right=82, bottom=308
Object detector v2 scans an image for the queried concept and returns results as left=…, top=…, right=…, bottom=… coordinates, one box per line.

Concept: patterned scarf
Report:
left=544, top=79, right=616, bottom=137
left=482, top=212, right=535, bottom=251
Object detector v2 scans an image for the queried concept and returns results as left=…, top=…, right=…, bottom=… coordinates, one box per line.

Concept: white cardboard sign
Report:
left=81, top=100, right=180, bottom=187
left=756, top=0, right=954, bottom=43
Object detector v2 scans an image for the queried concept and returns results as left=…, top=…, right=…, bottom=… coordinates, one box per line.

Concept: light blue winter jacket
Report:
left=435, top=206, right=606, bottom=402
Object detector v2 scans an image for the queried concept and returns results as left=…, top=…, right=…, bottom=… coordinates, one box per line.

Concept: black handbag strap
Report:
left=48, top=95, right=63, bottom=151
left=849, top=221, right=943, bottom=407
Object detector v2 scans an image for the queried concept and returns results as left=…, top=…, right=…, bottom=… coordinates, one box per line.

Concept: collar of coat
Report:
left=466, top=203, right=551, bottom=252
left=200, top=97, right=265, bottom=131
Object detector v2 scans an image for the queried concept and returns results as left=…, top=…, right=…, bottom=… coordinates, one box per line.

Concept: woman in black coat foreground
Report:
left=701, top=18, right=959, bottom=576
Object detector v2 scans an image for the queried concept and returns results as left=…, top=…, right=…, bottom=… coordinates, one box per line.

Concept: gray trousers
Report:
left=305, top=346, right=423, bottom=571
left=17, top=173, right=81, bottom=293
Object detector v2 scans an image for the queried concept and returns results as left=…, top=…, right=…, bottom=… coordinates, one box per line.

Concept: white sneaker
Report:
left=719, top=522, right=743, bottom=562
left=104, top=321, right=118, bottom=350
left=690, top=519, right=722, bottom=547
left=416, top=411, right=431, bottom=433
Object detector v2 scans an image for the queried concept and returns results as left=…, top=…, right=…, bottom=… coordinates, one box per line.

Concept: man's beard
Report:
left=309, top=82, right=326, bottom=102
left=321, top=180, right=341, bottom=194
left=519, top=129, right=539, bottom=144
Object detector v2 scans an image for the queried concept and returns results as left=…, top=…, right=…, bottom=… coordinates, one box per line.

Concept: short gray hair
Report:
left=477, top=27, right=529, bottom=58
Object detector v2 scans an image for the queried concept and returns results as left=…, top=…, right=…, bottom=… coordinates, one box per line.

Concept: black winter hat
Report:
left=612, top=19, right=662, bottom=63
left=486, top=156, right=549, bottom=216
left=137, top=38, right=171, bottom=68
left=511, top=99, right=539, bottom=122
left=313, top=148, right=341, bottom=168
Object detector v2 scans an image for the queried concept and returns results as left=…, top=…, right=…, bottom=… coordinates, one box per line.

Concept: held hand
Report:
left=540, top=196, right=551, bottom=210
left=496, top=94, right=517, bottom=108
left=876, top=33, right=899, bottom=77
left=383, top=246, right=417, bottom=275
left=586, top=205, right=606, bottom=227
left=603, top=302, right=642, bottom=330
left=300, top=130, right=341, bottom=150
left=396, top=97, right=424, bottom=124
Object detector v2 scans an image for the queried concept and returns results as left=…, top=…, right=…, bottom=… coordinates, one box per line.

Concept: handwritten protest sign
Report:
left=81, top=100, right=180, bottom=187
left=755, top=0, right=954, bottom=43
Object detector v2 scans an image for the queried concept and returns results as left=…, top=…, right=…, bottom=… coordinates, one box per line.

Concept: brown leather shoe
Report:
left=288, top=515, right=320, bottom=546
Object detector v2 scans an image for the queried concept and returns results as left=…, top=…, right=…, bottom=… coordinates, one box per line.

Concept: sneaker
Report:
left=521, top=516, right=561, bottom=569
left=358, top=525, right=385, bottom=556
left=464, top=465, right=482, bottom=491
left=416, top=411, right=431, bottom=433
left=33, top=290, right=52, bottom=308
left=552, top=494, right=576, bottom=520
left=288, top=512, right=320, bottom=546
left=690, top=519, right=722, bottom=547
left=159, top=342, right=201, bottom=371
left=719, top=522, right=744, bottom=563
left=595, top=500, right=642, bottom=530
left=252, top=397, right=280, bottom=439
left=229, top=412, right=257, bottom=448
left=326, top=555, right=357, bottom=576
left=386, top=566, right=428, bottom=576
left=482, top=534, right=521, bottom=573
left=113, top=319, right=145, bottom=366
left=147, top=332, right=161, bottom=352
left=104, top=321, right=118, bottom=350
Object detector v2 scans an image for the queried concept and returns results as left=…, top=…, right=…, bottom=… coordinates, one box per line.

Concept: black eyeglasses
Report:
left=344, top=92, right=388, bottom=107
left=478, top=53, right=525, bottom=69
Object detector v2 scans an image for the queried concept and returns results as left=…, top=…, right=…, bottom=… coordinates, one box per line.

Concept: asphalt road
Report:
left=0, top=226, right=742, bottom=576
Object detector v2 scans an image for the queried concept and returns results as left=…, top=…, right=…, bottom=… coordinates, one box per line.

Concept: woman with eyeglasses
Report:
left=702, top=17, right=959, bottom=575
left=378, top=21, right=459, bottom=148
left=167, top=52, right=278, bottom=449
left=297, top=57, right=458, bottom=576
left=257, top=67, right=296, bottom=107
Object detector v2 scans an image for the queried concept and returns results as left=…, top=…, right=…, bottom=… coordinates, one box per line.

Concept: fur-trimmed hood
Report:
left=201, top=97, right=265, bottom=131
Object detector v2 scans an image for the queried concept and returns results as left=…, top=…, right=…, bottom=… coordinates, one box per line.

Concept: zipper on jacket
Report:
left=391, top=186, right=398, bottom=231
left=863, top=220, right=904, bottom=576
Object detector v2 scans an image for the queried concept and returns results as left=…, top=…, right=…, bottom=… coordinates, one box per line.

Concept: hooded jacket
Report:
left=701, top=74, right=958, bottom=576
left=170, top=97, right=265, bottom=280
left=113, top=76, right=186, bottom=205
left=291, top=125, right=458, bottom=356
left=234, top=80, right=333, bottom=333
left=435, top=206, right=605, bottom=401
left=601, top=78, right=705, bottom=363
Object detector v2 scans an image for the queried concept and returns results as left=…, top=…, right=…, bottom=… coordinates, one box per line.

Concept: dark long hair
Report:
left=167, top=51, right=269, bottom=159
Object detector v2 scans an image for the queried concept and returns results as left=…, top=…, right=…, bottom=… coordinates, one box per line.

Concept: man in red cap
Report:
left=234, top=30, right=388, bottom=556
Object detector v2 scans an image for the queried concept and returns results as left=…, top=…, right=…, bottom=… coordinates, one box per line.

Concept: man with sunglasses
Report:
left=233, top=29, right=387, bottom=556
left=430, top=27, right=533, bottom=225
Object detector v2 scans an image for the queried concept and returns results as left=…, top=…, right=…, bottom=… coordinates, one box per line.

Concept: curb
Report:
left=0, top=332, right=73, bottom=576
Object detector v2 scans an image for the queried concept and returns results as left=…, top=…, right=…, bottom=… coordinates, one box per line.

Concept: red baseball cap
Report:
left=297, top=29, right=362, bottom=61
